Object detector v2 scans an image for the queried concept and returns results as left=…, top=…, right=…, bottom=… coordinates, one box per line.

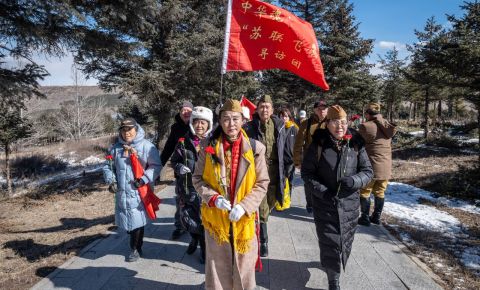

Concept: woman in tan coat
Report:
left=193, top=99, right=269, bottom=290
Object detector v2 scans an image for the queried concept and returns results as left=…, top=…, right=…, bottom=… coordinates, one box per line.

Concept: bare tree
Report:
left=55, top=96, right=107, bottom=140
left=53, top=64, right=107, bottom=140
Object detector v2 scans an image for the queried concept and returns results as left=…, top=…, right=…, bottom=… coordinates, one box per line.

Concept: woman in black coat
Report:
left=301, top=105, right=373, bottom=290
left=171, top=106, right=213, bottom=264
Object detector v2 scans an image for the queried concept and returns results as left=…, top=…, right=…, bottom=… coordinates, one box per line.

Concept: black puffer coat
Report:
left=301, top=128, right=373, bottom=272
left=170, top=131, right=204, bottom=235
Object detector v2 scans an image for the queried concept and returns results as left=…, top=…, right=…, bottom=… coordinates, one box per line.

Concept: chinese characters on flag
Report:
left=222, top=0, right=329, bottom=90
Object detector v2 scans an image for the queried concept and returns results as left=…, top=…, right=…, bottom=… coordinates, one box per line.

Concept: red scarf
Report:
left=222, top=134, right=242, bottom=204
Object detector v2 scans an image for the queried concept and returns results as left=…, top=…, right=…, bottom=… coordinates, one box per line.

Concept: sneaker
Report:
left=127, top=249, right=140, bottom=262
left=171, top=228, right=185, bottom=240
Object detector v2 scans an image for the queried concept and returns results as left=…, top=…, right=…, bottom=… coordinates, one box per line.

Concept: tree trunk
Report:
left=5, top=143, right=12, bottom=196
left=424, top=88, right=430, bottom=139
left=448, top=96, right=453, bottom=119
left=389, top=100, right=394, bottom=123
left=438, top=100, right=442, bottom=119
left=413, top=102, right=417, bottom=122
left=409, top=102, right=413, bottom=121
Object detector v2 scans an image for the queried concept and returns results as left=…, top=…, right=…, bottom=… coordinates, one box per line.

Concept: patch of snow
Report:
left=434, top=197, right=480, bottom=215
left=385, top=182, right=463, bottom=237
left=459, top=138, right=479, bottom=144
left=415, top=144, right=449, bottom=152
left=80, top=156, right=104, bottom=166
left=385, top=182, right=480, bottom=273
left=408, top=130, right=425, bottom=137
left=461, top=247, right=480, bottom=271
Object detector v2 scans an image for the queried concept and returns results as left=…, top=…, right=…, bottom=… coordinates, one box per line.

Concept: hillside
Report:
left=26, top=86, right=121, bottom=113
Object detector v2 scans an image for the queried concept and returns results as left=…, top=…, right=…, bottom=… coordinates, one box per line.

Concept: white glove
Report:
left=179, top=165, right=191, bottom=175
left=229, top=204, right=246, bottom=222
left=214, top=196, right=232, bottom=211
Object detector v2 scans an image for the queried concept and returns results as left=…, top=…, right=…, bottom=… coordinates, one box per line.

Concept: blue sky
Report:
left=352, top=0, right=464, bottom=71
left=34, top=0, right=465, bottom=86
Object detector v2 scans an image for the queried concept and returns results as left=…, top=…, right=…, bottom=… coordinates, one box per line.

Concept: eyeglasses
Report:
left=330, top=120, right=348, bottom=126
left=221, top=117, right=242, bottom=124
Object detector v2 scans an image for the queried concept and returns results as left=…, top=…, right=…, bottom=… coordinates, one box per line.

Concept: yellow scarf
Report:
left=285, top=120, right=299, bottom=130
left=201, top=130, right=256, bottom=254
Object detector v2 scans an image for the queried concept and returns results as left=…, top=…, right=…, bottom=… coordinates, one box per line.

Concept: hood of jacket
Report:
left=118, top=124, right=146, bottom=145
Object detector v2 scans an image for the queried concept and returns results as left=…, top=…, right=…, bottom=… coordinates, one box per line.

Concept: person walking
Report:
left=192, top=99, right=269, bottom=290
left=161, top=101, right=194, bottom=240
left=170, top=106, right=213, bottom=264
left=293, top=99, right=328, bottom=213
left=244, top=94, right=287, bottom=257
left=278, top=107, right=298, bottom=195
left=301, top=105, right=373, bottom=289
left=358, top=102, right=397, bottom=226
left=103, top=118, right=162, bottom=262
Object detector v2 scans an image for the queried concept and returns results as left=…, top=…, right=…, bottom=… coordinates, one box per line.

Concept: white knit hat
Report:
left=189, top=106, right=213, bottom=135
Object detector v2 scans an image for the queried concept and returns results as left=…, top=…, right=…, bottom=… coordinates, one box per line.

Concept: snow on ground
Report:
left=385, top=182, right=462, bottom=237
left=458, top=138, right=479, bottom=145
left=56, top=152, right=105, bottom=167
left=80, top=156, right=104, bottom=166
left=385, top=182, right=480, bottom=273
left=408, top=130, right=425, bottom=137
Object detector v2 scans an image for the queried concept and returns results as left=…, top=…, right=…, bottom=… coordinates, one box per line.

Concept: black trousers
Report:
left=128, top=226, right=145, bottom=251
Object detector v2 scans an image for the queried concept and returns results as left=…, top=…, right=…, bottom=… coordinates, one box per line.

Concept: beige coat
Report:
left=193, top=137, right=269, bottom=290
left=293, top=114, right=326, bottom=166
left=358, top=115, right=397, bottom=180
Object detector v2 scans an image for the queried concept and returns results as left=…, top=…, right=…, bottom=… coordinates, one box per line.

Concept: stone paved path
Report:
left=32, top=176, right=443, bottom=290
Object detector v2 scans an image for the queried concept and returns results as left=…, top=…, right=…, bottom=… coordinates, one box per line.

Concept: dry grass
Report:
left=392, top=147, right=479, bottom=199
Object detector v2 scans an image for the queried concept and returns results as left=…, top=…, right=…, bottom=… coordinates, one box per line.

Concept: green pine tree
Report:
left=378, top=47, right=408, bottom=122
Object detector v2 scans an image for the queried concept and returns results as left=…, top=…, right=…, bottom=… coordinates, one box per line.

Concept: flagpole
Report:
left=219, top=73, right=224, bottom=105
left=220, top=0, right=233, bottom=105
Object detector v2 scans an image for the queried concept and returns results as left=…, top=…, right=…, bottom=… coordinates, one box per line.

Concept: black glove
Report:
left=340, top=176, right=355, bottom=190
left=133, top=178, right=146, bottom=188
left=108, top=183, right=117, bottom=193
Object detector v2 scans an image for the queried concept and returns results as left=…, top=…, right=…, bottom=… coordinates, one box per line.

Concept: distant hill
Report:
left=26, top=86, right=121, bottom=113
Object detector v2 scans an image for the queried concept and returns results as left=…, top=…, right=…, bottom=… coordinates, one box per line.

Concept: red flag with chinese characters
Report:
left=240, top=95, right=256, bottom=119
left=222, top=0, right=329, bottom=90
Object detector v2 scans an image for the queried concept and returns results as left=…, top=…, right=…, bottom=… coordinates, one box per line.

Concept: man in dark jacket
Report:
left=160, top=100, right=193, bottom=240
left=244, top=94, right=287, bottom=257
left=293, top=99, right=328, bottom=213
left=301, top=105, right=373, bottom=290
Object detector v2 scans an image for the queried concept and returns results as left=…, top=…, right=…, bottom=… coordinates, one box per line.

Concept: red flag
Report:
left=130, top=153, right=161, bottom=220
left=240, top=95, right=256, bottom=120
left=222, top=0, right=329, bottom=90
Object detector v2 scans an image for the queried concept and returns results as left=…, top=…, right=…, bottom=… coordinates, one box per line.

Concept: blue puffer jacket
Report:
left=103, top=125, right=162, bottom=231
